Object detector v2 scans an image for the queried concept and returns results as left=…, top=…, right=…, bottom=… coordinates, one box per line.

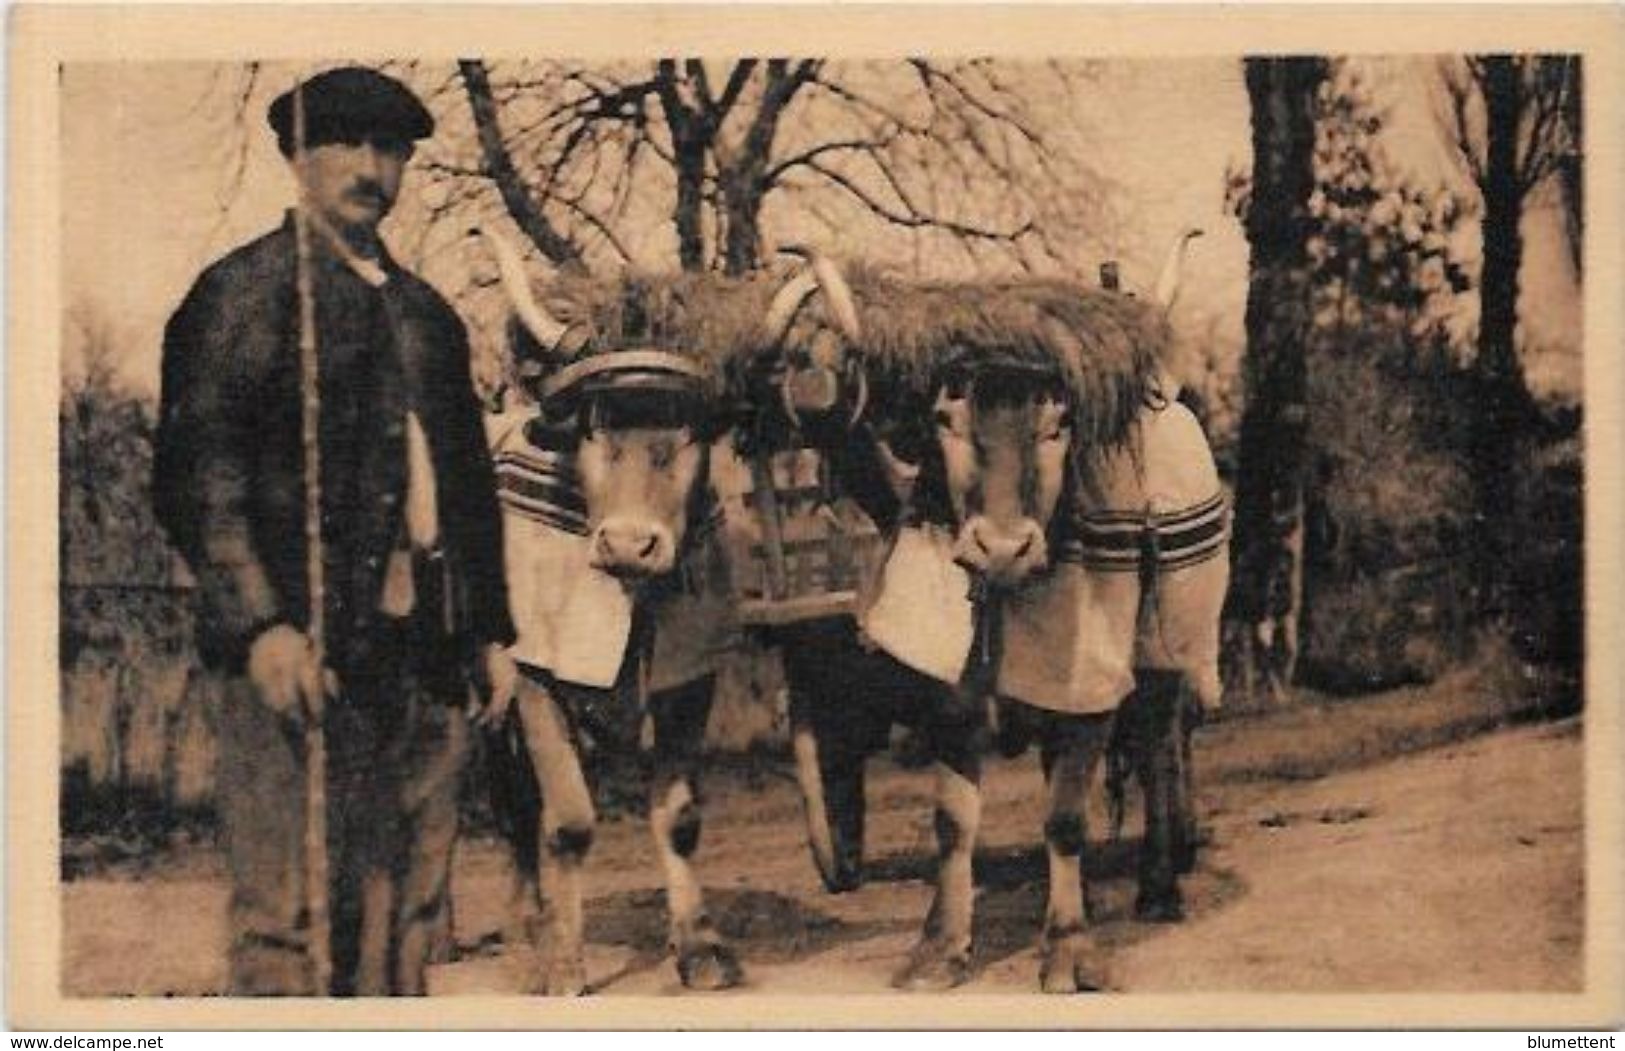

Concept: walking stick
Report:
left=291, top=76, right=333, bottom=996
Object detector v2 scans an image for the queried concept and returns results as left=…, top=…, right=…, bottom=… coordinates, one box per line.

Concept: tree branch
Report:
left=459, top=59, right=585, bottom=271
left=801, top=157, right=1034, bottom=243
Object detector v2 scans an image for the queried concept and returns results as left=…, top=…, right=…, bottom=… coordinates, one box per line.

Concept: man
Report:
left=153, top=66, right=518, bottom=996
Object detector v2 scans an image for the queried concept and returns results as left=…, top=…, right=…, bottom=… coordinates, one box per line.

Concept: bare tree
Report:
left=401, top=59, right=1112, bottom=280
left=1437, top=55, right=1580, bottom=616
left=1225, top=56, right=1329, bottom=706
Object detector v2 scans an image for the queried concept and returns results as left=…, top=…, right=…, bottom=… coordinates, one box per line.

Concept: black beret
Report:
left=268, top=66, right=434, bottom=153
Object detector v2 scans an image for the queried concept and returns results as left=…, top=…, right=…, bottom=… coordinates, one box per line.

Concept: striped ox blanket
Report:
left=861, top=400, right=1229, bottom=715
left=487, top=410, right=734, bottom=693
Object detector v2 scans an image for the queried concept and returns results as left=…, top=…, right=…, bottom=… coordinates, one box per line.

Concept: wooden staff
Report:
left=291, top=75, right=333, bottom=996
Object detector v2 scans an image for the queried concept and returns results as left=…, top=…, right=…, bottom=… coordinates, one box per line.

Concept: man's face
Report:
left=292, top=135, right=412, bottom=234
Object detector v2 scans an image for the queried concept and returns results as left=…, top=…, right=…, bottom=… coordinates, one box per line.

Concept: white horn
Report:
left=803, top=251, right=862, bottom=344
left=762, top=268, right=820, bottom=350
left=474, top=227, right=581, bottom=356
left=779, top=245, right=861, bottom=343
left=1152, top=226, right=1204, bottom=313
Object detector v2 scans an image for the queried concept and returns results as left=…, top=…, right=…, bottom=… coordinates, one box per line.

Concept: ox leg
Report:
left=1125, top=670, right=1185, bottom=922
left=1172, top=684, right=1201, bottom=875
left=1036, top=707, right=1114, bottom=993
left=648, top=676, right=743, bottom=991
left=482, top=712, right=544, bottom=950
left=894, top=686, right=982, bottom=991
left=514, top=675, right=594, bottom=996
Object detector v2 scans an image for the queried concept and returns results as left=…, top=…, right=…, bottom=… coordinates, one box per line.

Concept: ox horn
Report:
left=761, top=268, right=821, bottom=351
left=1148, top=227, right=1203, bottom=404
left=762, top=247, right=867, bottom=429
left=786, top=245, right=861, bottom=344
left=472, top=226, right=585, bottom=357
left=801, top=253, right=868, bottom=425
left=1152, top=226, right=1204, bottom=313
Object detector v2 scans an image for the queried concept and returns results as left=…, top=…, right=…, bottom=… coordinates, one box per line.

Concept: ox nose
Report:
left=592, top=520, right=675, bottom=578
left=956, top=517, right=1047, bottom=584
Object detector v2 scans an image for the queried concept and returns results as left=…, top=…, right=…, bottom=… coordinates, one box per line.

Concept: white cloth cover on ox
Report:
left=489, top=409, right=734, bottom=693
left=859, top=524, right=977, bottom=685
left=1004, top=400, right=1229, bottom=713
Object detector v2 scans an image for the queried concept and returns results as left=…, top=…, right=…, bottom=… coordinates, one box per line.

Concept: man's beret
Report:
left=268, top=66, right=434, bottom=153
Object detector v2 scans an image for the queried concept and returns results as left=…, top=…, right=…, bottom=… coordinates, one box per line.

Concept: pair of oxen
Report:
left=474, top=230, right=1228, bottom=995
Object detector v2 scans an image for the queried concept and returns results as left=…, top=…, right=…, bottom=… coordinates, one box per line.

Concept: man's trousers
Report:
left=215, top=636, right=470, bottom=996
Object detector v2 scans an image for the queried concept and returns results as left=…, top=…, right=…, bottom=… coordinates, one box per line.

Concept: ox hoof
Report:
left=892, top=940, right=973, bottom=991
left=818, top=857, right=864, bottom=895
left=1039, top=936, right=1111, bottom=994
left=676, top=943, right=744, bottom=991
left=1134, top=888, right=1186, bottom=923
left=537, top=954, right=588, bottom=997
left=809, top=844, right=863, bottom=894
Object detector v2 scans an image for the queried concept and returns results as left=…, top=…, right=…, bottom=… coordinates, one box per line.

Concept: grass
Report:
left=1196, top=636, right=1577, bottom=788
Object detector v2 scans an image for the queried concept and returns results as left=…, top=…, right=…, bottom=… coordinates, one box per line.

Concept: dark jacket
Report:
left=154, top=213, right=516, bottom=674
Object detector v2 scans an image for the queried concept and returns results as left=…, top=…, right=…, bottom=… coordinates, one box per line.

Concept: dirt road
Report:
left=62, top=716, right=1582, bottom=997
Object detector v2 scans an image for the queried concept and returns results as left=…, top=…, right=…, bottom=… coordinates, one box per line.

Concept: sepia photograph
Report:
left=7, top=3, right=1621, bottom=1031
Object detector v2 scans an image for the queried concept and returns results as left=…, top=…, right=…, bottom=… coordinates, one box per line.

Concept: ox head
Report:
left=932, top=356, right=1074, bottom=589
left=573, top=377, right=710, bottom=580
left=754, top=248, right=867, bottom=444
left=481, top=228, right=714, bottom=582
left=923, top=231, right=1203, bottom=589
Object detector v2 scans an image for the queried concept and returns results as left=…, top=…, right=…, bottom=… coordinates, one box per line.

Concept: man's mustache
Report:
left=344, top=182, right=389, bottom=207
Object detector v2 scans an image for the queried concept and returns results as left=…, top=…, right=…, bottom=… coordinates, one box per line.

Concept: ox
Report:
left=772, top=237, right=1227, bottom=991
left=477, top=231, right=741, bottom=994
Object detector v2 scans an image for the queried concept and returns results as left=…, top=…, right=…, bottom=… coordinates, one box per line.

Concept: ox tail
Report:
left=484, top=706, right=543, bottom=882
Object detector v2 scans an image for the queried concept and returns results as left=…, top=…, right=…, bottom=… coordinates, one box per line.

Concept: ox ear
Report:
left=687, top=395, right=730, bottom=445
left=933, top=381, right=972, bottom=438
left=1035, top=392, right=1073, bottom=443
left=523, top=411, right=583, bottom=454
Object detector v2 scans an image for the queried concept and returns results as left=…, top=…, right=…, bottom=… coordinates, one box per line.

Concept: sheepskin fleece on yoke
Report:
left=520, top=267, right=1170, bottom=453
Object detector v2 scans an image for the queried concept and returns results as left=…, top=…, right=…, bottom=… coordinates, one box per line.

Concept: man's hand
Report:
left=247, top=624, right=330, bottom=723
left=468, top=643, right=519, bottom=729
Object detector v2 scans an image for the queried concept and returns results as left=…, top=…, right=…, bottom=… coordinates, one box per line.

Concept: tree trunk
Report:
left=1226, top=57, right=1326, bottom=707
left=719, top=167, right=766, bottom=276
left=1471, top=56, right=1534, bottom=619
left=657, top=60, right=711, bottom=273
left=717, top=59, right=814, bottom=276
left=1558, top=60, right=1582, bottom=278
left=673, top=137, right=708, bottom=272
